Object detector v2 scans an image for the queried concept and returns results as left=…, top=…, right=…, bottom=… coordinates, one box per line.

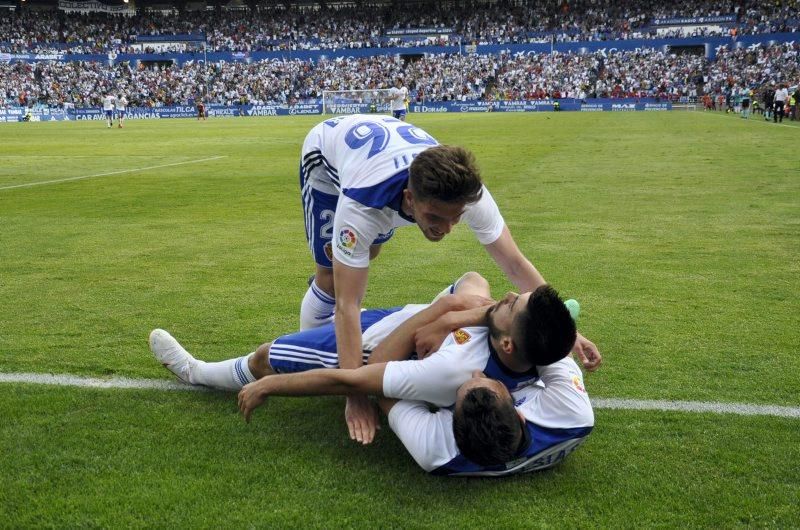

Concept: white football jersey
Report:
left=389, top=86, right=408, bottom=111
left=102, top=95, right=116, bottom=111
left=383, top=325, right=539, bottom=408
left=117, top=96, right=128, bottom=110
left=388, top=357, right=594, bottom=476
left=302, top=114, right=505, bottom=268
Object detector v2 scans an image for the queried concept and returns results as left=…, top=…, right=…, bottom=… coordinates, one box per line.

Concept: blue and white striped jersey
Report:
left=301, top=114, right=505, bottom=268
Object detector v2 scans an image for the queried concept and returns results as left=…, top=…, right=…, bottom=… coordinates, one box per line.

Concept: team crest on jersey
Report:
left=572, top=375, right=586, bottom=393
left=453, top=329, right=471, bottom=345
left=323, top=242, right=333, bottom=261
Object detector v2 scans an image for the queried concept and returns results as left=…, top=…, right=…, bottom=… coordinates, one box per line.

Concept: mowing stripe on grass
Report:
left=0, top=155, right=227, bottom=191
left=1, top=372, right=799, bottom=419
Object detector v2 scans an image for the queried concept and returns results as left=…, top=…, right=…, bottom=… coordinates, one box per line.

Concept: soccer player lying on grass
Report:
left=234, top=277, right=594, bottom=475
left=151, top=272, right=597, bottom=474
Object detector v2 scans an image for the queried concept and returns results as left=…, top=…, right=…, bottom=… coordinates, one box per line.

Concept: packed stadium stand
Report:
left=2, top=0, right=799, bottom=53
left=0, top=0, right=798, bottom=111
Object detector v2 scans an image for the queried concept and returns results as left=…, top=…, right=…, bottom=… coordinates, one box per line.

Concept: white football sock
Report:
left=189, top=352, right=256, bottom=391
left=300, top=279, right=335, bottom=330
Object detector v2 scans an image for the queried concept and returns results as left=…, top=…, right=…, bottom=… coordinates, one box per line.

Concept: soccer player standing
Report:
left=196, top=98, right=206, bottom=121
left=102, top=93, right=116, bottom=128
left=387, top=77, right=409, bottom=121
left=116, top=94, right=128, bottom=128
left=296, top=114, right=601, bottom=443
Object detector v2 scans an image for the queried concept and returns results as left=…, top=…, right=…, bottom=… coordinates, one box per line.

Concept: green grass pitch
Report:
left=1, top=112, right=798, bottom=527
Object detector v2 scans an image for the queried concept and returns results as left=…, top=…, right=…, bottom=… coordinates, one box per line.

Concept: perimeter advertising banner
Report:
left=0, top=100, right=672, bottom=122
left=412, top=100, right=672, bottom=112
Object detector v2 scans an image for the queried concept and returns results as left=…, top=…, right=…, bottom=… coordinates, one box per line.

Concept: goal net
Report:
left=322, top=89, right=394, bottom=115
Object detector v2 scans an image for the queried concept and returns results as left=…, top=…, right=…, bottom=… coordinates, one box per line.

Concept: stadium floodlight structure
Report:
left=322, top=89, right=394, bottom=115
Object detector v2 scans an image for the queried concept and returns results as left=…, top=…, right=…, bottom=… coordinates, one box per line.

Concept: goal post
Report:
left=322, top=89, right=394, bottom=115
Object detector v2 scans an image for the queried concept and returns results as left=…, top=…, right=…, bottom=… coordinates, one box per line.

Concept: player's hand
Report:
left=450, top=294, right=495, bottom=312
left=414, top=320, right=451, bottom=359
left=572, top=332, right=602, bottom=372
left=345, top=394, right=380, bottom=445
left=238, top=382, right=267, bottom=423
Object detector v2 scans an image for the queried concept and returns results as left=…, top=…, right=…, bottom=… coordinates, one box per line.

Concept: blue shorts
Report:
left=299, top=153, right=395, bottom=268
left=118, top=110, right=126, bottom=118
left=268, top=307, right=402, bottom=373
left=392, top=109, right=407, bottom=120
left=105, top=110, right=113, bottom=119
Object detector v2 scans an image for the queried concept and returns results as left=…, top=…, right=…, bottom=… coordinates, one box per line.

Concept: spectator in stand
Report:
left=1, top=1, right=798, bottom=54
left=1, top=42, right=798, bottom=109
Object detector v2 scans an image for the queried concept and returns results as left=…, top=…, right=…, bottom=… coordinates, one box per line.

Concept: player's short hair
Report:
left=408, top=145, right=483, bottom=204
left=514, top=285, right=577, bottom=366
left=453, top=387, right=523, bottom=466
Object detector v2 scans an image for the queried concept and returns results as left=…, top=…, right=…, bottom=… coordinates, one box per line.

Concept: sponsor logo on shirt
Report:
left=572, top=375, right=586, bottom=393
left=453, top=329, right=471, bottom=345
left=337, top=228, right=357, bottom=257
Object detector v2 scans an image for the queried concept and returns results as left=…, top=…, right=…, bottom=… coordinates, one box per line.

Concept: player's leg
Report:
left=301, top=263, right=336, bottom=330
left=149, top=329, right=268, bottom=391
left=298, top=188, right=337, bottom=329
left=299, top=135, right=340, bottom=330
left=431, top=271, right=491, bottom=303
left=272, top=308, right=397, bottom=372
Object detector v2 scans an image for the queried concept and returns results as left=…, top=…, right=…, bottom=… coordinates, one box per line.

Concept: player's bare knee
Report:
left=250, top=343, right=275, bottom=379
left=456, top=271, right=490, bottom=296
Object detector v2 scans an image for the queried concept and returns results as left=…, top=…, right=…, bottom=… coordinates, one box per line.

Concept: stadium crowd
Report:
left=2, top=42, right=797, bottom=110
left=0, top=0, right=798, bottom=54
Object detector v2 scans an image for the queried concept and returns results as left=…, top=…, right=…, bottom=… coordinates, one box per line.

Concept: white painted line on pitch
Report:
left=0, top=372, right=207, bottom=392
left=1, top=372, right=799, bottom=419
left=592, top=397, right=800, bottom=419
left=0, top=155, right=228, bottom=191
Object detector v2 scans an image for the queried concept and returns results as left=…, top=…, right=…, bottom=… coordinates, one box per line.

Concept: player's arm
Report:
left=238, top=364, right=386, bottom=423
left=484, top=225, right=546, bottom=292
left=330, top=197, right=386, bottom=443
left=333, top=259, right=369, bottom=370
left=377, top=398, right=458, bottom=473
left=413, top=305, right=491, bottom=357
left=333, top=259, right=380, bottom=443
left=368, top=293, right=490, bottom=365
left=531, top=357, right=594, bottom=426
left=463, top=187, right=545, bottom=292
left=414, top=272, right=495, bottom=355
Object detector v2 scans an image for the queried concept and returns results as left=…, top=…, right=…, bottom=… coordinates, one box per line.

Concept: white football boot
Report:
left=149, top=329, right=196, bottom=384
